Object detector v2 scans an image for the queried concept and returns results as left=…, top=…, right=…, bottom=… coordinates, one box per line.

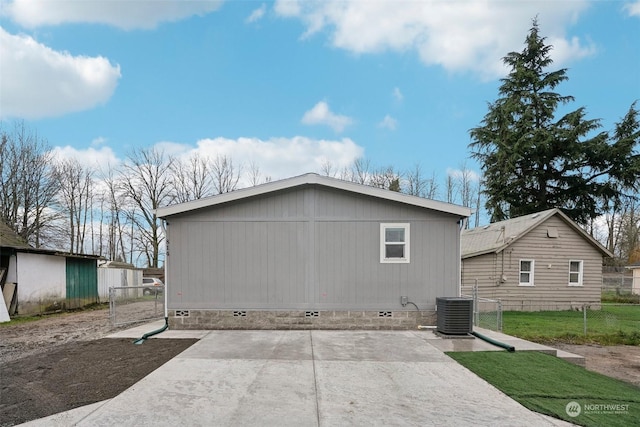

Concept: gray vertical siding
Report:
left=167, top=186, right=461, bottom=311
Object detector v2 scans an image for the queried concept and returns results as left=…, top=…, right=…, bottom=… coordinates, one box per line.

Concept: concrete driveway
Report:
left=22, top=330, right=573, bottom=426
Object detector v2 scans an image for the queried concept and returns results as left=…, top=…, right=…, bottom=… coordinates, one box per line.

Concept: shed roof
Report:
left=461, top=208, right=612, bottom=259
left=0, top=222, right=31, bottom=249
left=1, top=222, right=100, bottom=259
left=156, top=173, right=472, bottom=218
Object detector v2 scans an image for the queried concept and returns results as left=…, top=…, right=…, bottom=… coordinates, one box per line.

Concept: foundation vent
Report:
left=305, top=311, right=319, bottom=317
left=378, top=311, right=393, bottom=317
left=233, top=310, right=247, bottom=317
left=175, top=310, right=190, bottom=317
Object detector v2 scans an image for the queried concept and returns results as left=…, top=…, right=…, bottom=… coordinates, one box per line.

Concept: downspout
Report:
left=133, top=220, right=169, bottom=345
left=458, top=217, right=466, bottom=297
left=471, top=330, right=515, bottom=352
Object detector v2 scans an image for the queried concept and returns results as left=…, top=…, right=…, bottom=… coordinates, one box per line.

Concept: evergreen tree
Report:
left=470, top=19, right=639, bottom=224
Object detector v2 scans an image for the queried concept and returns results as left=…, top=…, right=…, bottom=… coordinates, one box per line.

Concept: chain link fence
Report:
left=108, top=285, right=165, bottom=327
left=602, top=266, right=634, bottom=296
left=582, top=303, right=639, bottom=336
left=462, top=285, right=503, bottom=332
left=499, top=302, right=640, bottom=338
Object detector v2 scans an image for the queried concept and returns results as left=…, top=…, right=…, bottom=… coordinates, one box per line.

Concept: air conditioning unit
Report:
left=436, top=297, right=473, bottom=335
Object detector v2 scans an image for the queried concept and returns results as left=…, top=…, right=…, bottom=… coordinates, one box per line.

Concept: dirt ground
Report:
left=0, top=304, right=196, bottom=427
left=1, top=307, right=639, bottom=426
left=552, top=342, right=640, bottom=387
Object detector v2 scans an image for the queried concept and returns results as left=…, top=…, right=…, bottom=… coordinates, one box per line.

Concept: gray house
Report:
left=461, top=209, right=612, bottom=311
left=157, top=173, right=471, bottom=329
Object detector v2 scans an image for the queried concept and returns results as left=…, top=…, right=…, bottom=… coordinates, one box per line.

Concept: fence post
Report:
left=497, top=300, right=503, bottom=332
left=473, top=280, right=479, bottom=327
left=583, top=304, right=587, bottom=336
left=109, top=287, right=115, bottom=326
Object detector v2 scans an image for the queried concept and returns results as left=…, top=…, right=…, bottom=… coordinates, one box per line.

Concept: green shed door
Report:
left=66, top=258, right=98, bottom=309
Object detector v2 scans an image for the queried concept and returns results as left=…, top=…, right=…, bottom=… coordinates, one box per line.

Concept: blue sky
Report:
left=1, top=0, right=639, bottom=194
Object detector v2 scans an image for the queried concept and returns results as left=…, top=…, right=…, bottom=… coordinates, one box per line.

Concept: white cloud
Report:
left=48, top=136, right=363, bottom=186
left=378, top=115, right=397, bottom=130
left=91, top=137, right=107, bottom=147
left=165, top=135, right=363, bottom=186
left=274, top=0, right=594, bottom=79
left=0, top=28, right=121, bottom=119
left=51, top=145, right=120, bottom=169
left=392, top=87, right=403, bottom=102
left=3, top=0, right=223, bottom=30
left=625, top=1, right=640, bottom=17
left=547, top=35, right=597, bottom=65
left=301, top=101, right=353, bottom=132
left=447, top=167, right=480, bottom=182
left=246, top=4, right=267, bottom=24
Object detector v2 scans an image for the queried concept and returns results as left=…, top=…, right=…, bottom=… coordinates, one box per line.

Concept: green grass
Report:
left=502, top=305, right=640, bottom=345
left=448, top=351, right=640, bottom=427
left=0, top=314, right=43, bottom=327
left=0, top=303, right=109, bottom=327
left=602, top=292, right=640, bottom=304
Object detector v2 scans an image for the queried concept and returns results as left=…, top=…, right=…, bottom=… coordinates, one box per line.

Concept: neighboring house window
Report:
left=569, top=260, right=583, bottom=286
left=519, top=260, right=534, bottom=286
left=380, top=223, right=410, bottom=263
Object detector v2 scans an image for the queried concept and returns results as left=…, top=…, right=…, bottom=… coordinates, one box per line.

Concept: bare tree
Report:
left=368, top=166, right=401, bottom=191
left=456, top=163, right=476, bottom=209
left=0, top=121, right=59, bottom=247
left=351, top=157, right=371, bottom=184
left=405, top=163, right=428, bottom=197
left=604, top=197, right=640, bottom=264
left=474, top=178, right=484, bottom=228
left=170, top=153, right=212, bottom=202
left=424, top=172, right=439, bottom=200
left=247, top=160, right=268, bottom=186
left=444, top=174, right=457, bottom=204
left=210, top=155, right=242, bottom=194
left=119, top=147, right=175, bottom=268
left=54, top=158, right=94, bottom=253
left=319, top=159, right=338, bottom=177
left=99, top=165, right=129, bottom=262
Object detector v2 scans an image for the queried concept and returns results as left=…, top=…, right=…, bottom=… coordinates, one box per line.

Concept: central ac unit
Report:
left=436, top=297, right=473, bottom=335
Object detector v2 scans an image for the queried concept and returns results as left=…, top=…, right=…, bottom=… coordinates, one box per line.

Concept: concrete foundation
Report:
left=168, top=309, right=436, bottom=330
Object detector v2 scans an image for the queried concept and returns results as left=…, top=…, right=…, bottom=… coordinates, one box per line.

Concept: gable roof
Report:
left=0, top=222, right=31, bottom=249
left=461, top=208, right=612, bottom=259
left=156, top=173, right=472, bottom=218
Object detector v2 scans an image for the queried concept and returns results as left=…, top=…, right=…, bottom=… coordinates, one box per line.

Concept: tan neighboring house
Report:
left=461, top=208, right=612, bottom=311
left=627, top=262, right=640, bottom=295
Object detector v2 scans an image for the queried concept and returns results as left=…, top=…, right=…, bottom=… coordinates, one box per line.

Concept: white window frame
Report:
left=380, top=223, right=410, bottom=264
left=568, top=260, right=583, bottom=286
left=519, top=259, right=535, bottom=286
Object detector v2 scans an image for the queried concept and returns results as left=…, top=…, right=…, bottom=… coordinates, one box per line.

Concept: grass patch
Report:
left=0, top=315, right=43, bottom=327
left=502, top=305, right=640, bottom=345
left=0, top=303, right=110, bottom=328
left=602, top=292, right=640, bottom=304
left=448, top=351, right=640, bottom=427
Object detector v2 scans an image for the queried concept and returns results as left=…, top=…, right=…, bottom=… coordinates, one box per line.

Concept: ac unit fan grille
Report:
left=436, top=297, right=473, bottom=335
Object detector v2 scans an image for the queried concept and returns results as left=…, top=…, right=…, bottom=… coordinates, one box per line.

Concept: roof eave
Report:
left=156, top=173, right=472, bottom=219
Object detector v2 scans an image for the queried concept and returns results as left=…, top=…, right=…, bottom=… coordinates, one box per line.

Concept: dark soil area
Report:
left=0, top=338, right=197, bottom=427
